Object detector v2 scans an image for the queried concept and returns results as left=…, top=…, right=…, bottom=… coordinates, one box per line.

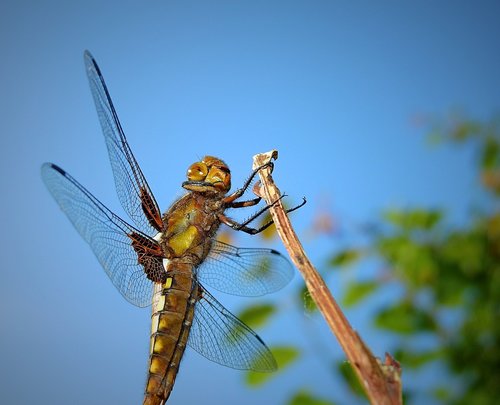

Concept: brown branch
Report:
left=252, top=150, right=402, bottom=405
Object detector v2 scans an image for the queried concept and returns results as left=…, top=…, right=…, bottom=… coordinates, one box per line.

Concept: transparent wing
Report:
left=41, top=163, right=162, bottom=307
left=195, top=240, right=294, bottom=297
left=84, top=50, right=163, bottom=237
left=188, top=286, right=276, bottom=371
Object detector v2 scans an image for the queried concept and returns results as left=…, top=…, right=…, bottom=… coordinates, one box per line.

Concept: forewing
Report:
left=195, top=240, right=294, bottom=297
left=41, top=163, right=162, bottom=307
left=188, top=286, right=276, bottom=371
left=84, top=51, right=162, bottom=236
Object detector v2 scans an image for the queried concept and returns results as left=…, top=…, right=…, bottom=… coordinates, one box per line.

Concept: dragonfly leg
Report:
left=283, top=197, right=307, bottom=214
left=218, top=213, right=271, bottom=235
left=239, top=195, right=286, bottom=226
left=238, top=196, right=307, bottom=227
left=227, top=196, right=261, bottom=208
left=218, top=197, right=306, bottom=235
left=222, top=162, right=274, bottom=205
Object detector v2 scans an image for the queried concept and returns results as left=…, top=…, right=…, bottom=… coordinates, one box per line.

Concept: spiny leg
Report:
left=227, top=196, right=261, bottom=208
left=238, top=196, right=307, bottom=227
left=219, top=197, right=307, bottom=235
left=237, top=195, right=286, bottom=227
left=218, top=214, right=272, bottom=235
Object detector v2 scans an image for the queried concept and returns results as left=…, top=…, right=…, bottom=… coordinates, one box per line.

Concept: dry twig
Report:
left=252, top=150, right=402, bottom=405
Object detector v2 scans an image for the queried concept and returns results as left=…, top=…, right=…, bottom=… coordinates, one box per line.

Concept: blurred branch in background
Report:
left=238, top=113, right=499, bottom=405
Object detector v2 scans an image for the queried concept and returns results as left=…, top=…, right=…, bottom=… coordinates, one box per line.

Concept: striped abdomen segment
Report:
left=143, top=263, right=197, bottom=405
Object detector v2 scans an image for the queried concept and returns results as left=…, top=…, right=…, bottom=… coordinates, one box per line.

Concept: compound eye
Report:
left=187, top=162, right=208, bottom=181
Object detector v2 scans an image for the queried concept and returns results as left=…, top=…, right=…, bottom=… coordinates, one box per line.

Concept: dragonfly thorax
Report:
left=160, top=192, right=223, bottom=261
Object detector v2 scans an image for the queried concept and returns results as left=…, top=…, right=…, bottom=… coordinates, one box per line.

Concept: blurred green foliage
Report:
left=332, top=115, right=500, bottom=403
left=244, top=114, right=500, bottom=404
left=342, top=281, right=378, bottom=308
left=289, top=390, right=336, bottom=405
left=329, top=249, right=364, bottom=268
left=245, top=346, right=300, bottom=386
left=238, top=303, right=277, bottom=329
left=337, top=361, right=368, bottom=400
left=299, top=284, right=318, bottom=313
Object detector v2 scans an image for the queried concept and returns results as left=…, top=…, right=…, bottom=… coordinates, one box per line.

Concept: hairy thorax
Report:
left=160, top=192, right=224, bottom=265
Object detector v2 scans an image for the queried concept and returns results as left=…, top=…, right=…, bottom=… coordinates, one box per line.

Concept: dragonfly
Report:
left=41, top=51, right=304, bottom=405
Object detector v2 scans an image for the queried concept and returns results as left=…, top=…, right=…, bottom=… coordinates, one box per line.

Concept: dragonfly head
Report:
left=182, top=156, right=231, bottom=194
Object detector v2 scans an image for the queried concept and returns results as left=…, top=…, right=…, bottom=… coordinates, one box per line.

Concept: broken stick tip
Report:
left=252, top=150, right=279, bottom=169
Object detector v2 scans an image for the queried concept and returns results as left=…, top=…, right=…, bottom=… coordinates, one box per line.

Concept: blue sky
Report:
left=1, top=1, right=499, bottom=404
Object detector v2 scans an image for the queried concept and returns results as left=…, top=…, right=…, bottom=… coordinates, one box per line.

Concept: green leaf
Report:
left=376, top=235, right=439, bottom=286
left=273, top=346, right=300, bottom=368
left=337, top=361, right=367, bottom=399
left=481, top=136, right=500, bottom=169
left=433, top=387, right=451, bottom=401
left=238, top=303, right=276, bottom=329
left=441, top=231, right=485, bottom=277
left=298, top=284, right=317, bottom=313
left=329, top=249, right=362, bottom=268
left=289, top=390, right=336, bottom=405
left=245, top=346, right=299, bottom=386
left=374, top=302, right=437, bottom=334
left=342, top=281, right=378, bottom=307
left=383, top=209, right=442, bottom=231
left=450, top=120, right=482, bottom=141
left=394, top=348, right=443, bottom=369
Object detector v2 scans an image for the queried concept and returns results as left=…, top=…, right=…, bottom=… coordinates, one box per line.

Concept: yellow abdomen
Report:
left=143, top=262, right=197, bottom=405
